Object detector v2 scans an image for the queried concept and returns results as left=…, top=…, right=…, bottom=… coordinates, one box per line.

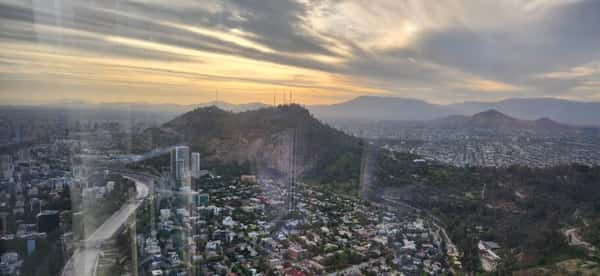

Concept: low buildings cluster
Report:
left=135, top=170, right=452, bottom=275
left=382, top=135, right=600, bottom=168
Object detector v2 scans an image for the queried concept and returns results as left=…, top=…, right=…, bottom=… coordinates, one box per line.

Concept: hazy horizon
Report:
left=3, top=94, right=600, bottom=109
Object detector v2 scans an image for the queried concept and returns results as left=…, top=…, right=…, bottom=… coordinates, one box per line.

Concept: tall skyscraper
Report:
left=170, top=146, right=190, bottom=188
left=191, top=152, right=201, bottom=177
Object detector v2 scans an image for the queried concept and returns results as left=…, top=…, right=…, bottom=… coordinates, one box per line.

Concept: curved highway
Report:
left=61, top=175, right=151, bottom=276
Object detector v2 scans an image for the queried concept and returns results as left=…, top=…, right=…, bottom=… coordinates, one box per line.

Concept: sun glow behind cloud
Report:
left=0, top=0, right=393, bottom=105
left=1, top=0, right=600, bottom=105
left=1, top=31, right=384, bottom=104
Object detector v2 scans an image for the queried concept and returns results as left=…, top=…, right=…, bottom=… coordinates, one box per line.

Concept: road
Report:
left=61, top=176, right=150, bottom=276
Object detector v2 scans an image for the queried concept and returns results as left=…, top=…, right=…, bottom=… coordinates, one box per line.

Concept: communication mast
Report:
left=287, top=128, right=297, bottom=214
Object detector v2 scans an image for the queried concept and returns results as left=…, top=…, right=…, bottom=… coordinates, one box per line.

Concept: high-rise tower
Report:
left=191, top=152, right=201, bottom=177
left=170, top=146, right=190, bottom=188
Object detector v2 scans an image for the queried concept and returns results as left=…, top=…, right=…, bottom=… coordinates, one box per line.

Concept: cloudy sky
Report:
left=1, top=0, right=600, bottom=105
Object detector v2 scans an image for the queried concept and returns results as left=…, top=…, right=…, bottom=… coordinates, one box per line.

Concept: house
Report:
left=284, top=268, right=305, bottom=276
left=478, top=240, right=501, bottom=272
left=240, top=175, right=257, bottom=183
left=222, top=216, right=236, bottom=227
left=287, top=246, right=306, bottom=260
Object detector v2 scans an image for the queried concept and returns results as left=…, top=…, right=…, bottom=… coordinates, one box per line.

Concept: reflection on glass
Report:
left=2, top=1, right=600, bottom=276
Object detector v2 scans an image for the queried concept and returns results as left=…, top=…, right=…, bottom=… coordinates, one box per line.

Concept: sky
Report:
left=1, top=0, right=600, bottom=105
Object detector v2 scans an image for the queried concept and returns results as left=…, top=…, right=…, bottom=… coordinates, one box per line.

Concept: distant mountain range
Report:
left=37, top=96, right=600, bottom=126
left=307, top=96, right=457, bottom=121
left=309, top=96, right=600, bottom=126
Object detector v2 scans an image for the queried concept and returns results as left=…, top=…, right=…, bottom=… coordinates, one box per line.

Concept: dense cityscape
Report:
left=334, top=122, right=600, bottom=168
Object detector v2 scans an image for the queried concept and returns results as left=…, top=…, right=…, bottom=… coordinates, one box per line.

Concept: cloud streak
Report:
left=1, top=0, right=599, bottom=104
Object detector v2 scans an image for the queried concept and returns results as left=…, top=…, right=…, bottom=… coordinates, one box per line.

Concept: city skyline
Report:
left=2, top=0, right=600, bottom=105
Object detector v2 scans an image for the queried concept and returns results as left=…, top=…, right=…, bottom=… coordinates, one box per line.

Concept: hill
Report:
left=146, top=105, right=364, bottom=183
left=429, top=109, right=576, bottom=134
left=373, top=151, right=600, bottom=271
left=450, top=98, right=600, bottom=126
